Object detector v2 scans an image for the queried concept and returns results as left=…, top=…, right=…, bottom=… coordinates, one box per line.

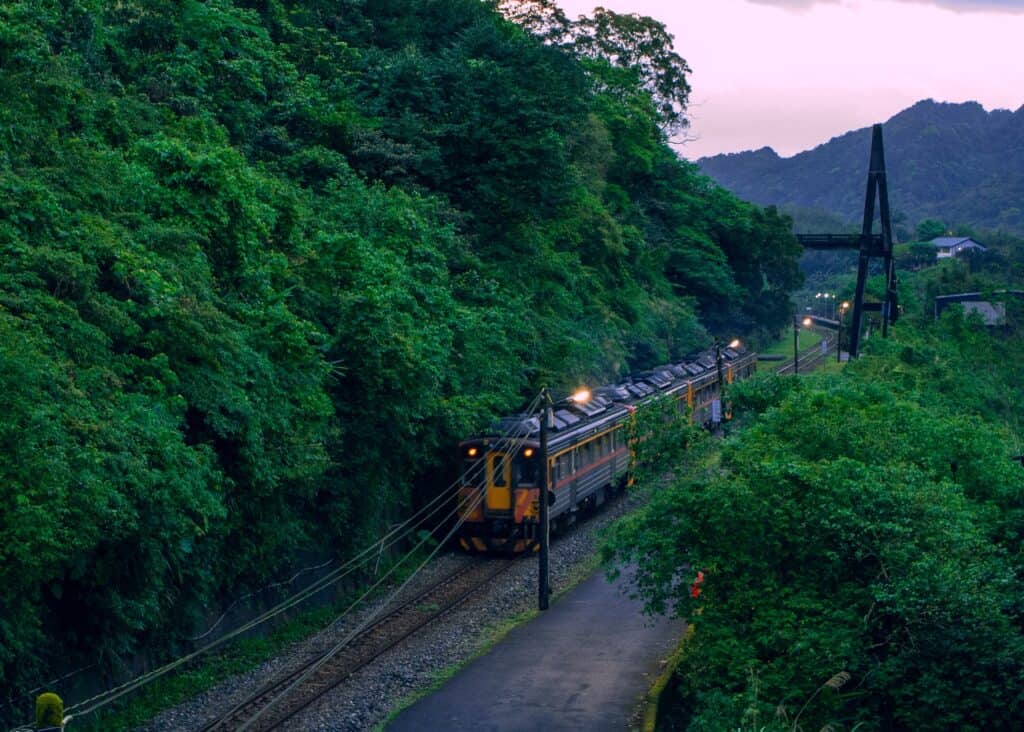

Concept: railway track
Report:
left=774, top=330, right=838, bottom=375
left=198, top=556, right=519, bottom=732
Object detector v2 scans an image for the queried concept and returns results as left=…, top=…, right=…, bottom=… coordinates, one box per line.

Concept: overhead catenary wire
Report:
left=62, top=485, right=485, bottom=721
left=56, top=397, right=541, bottom=723
left=237, top=480, right=491, bottom=731
left=62, top=456, right=498, bottom=720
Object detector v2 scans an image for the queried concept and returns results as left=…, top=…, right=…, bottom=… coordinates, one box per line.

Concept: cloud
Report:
left=749, top=0, right=1024, bottom=12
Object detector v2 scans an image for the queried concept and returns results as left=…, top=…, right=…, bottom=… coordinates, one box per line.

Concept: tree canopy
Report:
left=605, top=309, right=1024, bottom=730
left=0, top=0, right=801, bottom=711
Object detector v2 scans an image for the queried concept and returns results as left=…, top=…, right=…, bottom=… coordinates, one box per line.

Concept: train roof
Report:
left=470, top=346, right=754, bottom=446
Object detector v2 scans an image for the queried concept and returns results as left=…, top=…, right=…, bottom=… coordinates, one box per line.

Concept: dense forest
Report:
left=608, top=254, right=1024, bottom=729
left=699, top=99, right=1024, bottom=235
left=0, top=0, right=803, bottom=709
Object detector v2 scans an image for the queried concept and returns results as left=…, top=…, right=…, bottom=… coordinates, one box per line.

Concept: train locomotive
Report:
left=456, top=346, right=758, bottom=553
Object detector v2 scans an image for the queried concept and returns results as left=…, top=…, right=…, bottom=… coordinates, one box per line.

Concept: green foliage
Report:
left=627, top=396, right=710, bottom=491
left=894, top=240, right=939, bottom=270
left=606, top=314, right=1024, bottom=730
left=916, top=218, right=947, bottom=241
left=0, top=0, right=803, bottom=713
left=571, top=8, right=692, bottom=136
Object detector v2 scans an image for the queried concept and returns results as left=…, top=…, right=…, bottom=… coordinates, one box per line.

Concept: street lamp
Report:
left=837, top=301, right=850, bottom=363
left=538, top=387, right=590, bottom=611
left=713, top=338, right=741, bottom=430
left=793, top=316, right=812, bottom=375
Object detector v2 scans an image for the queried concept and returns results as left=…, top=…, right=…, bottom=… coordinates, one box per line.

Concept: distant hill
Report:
left=698, top=100, right=1024, bottom=234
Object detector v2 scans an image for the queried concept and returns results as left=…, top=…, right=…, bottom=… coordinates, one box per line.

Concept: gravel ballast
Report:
left=144, top=489, right=650, bottom=732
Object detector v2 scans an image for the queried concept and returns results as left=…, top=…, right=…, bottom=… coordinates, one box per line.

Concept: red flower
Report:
left=690, top=570, right=705, bottom=598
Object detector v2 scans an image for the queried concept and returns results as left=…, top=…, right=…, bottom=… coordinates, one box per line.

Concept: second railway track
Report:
left=198, top=556, right=518, bottom=732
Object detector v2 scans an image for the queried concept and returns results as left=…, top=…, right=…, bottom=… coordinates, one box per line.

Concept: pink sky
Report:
left=555, top=0, right=1024, bottom=159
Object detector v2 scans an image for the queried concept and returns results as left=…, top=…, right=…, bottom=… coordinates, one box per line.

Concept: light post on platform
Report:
left=713, top=338, right=741, bottom=430
left=793, top=316, right=813, bottom=375
left=837, top=301, right=850, bottom=363
left=538, top=387, right=590, bottom=611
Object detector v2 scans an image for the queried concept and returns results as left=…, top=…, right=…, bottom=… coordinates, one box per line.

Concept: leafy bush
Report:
left=606, top=315, right=1024, bottom=730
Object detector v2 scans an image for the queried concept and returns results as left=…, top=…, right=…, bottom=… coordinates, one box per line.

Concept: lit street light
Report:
left=537, top=387, right=590, bottom=611
left=713, top=338, right=741, bottom=431
left=793, top=316, right=813, bottom=375
left=837, top=301, right=850, bottom=363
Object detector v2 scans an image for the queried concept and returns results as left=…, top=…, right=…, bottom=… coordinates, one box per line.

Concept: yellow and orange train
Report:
left=457, top=347, right=758, bottom=552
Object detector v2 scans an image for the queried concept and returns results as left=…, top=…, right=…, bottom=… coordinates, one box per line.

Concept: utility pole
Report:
left=793, top=317, right=811, bottom=374
left=792, top=317, right=800, bottom=375
left=714, top=341, right=723, bottom=430
left=538, top=388, right=552, bottom=611
left=795, top=125, right=897, bottom=359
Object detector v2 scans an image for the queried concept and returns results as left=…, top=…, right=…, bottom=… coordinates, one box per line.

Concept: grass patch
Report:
left=758, top=327, right=823, bottom=358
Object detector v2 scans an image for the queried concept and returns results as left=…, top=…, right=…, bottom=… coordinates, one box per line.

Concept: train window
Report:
left=490, top=455, right=507, bottom=487
left=561, top=455, right=571, bottom=478
left=518, top=457, right=539, bottom=485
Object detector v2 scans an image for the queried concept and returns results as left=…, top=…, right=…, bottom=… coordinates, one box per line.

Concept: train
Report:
left=456, top=346, right=758, bottom=552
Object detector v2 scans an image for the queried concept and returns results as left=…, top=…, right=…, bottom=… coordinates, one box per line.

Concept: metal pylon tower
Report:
left=797, top=123, right=897, bottom=358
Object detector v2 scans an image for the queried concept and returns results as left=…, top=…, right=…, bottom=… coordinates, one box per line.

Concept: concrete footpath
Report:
left=387, top=567, right=685, bottom=732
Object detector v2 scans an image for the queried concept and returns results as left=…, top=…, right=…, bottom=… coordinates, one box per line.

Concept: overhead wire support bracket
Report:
left=795, top=123, right=897, bottom=358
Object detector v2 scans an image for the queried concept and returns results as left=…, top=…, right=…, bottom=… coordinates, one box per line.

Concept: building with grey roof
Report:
left=931, top=236, right=987, bottom=258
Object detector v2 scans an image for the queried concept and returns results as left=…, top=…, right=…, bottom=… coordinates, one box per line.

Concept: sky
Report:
left=555, top=0, right=1024, bottom=160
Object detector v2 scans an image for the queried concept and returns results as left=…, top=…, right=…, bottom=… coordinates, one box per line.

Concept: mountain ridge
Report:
left=697, top=99, right=1024, bottom=233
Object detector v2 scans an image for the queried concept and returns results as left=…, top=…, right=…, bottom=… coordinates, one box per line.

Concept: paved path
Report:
left=388, top=567, right=685, bottom=732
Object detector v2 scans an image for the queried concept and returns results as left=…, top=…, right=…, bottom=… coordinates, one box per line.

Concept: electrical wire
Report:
left=238, top=484, right=490, bottom=730
left=57, top=398, right=541, bottom=722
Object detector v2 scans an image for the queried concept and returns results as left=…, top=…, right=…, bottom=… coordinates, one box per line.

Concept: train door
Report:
left=486, top=452, right=512, bottom=513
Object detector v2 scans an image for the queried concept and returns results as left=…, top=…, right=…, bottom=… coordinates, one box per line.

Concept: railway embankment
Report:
left=143, top=488, right=654, bottom=732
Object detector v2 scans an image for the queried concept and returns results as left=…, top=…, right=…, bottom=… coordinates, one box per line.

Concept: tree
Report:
left=489, top=0, right=570, bottom=43
left=603, top=317, right=1024, bottom=731
left=916, top=218, right=947, bottom=241
left=894, top=240, right=938, bottom=270
left=571, top=8, right=691, bottom=135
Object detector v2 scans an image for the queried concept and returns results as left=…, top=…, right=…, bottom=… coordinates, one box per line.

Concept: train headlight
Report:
left=467, top=447, right=478, bottom=457
left=523, top=448, right=534, bottom=458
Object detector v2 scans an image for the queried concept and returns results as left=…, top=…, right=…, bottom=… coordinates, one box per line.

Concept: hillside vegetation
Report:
left=699, top=99, right=1024, bottom=234
left=0, top=0, right=802, bottom=706
left=607, top=255, right=1024, bottom=729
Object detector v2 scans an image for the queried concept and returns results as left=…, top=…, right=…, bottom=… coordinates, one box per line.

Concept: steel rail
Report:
left=198, top=557, right=518, bottom=732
